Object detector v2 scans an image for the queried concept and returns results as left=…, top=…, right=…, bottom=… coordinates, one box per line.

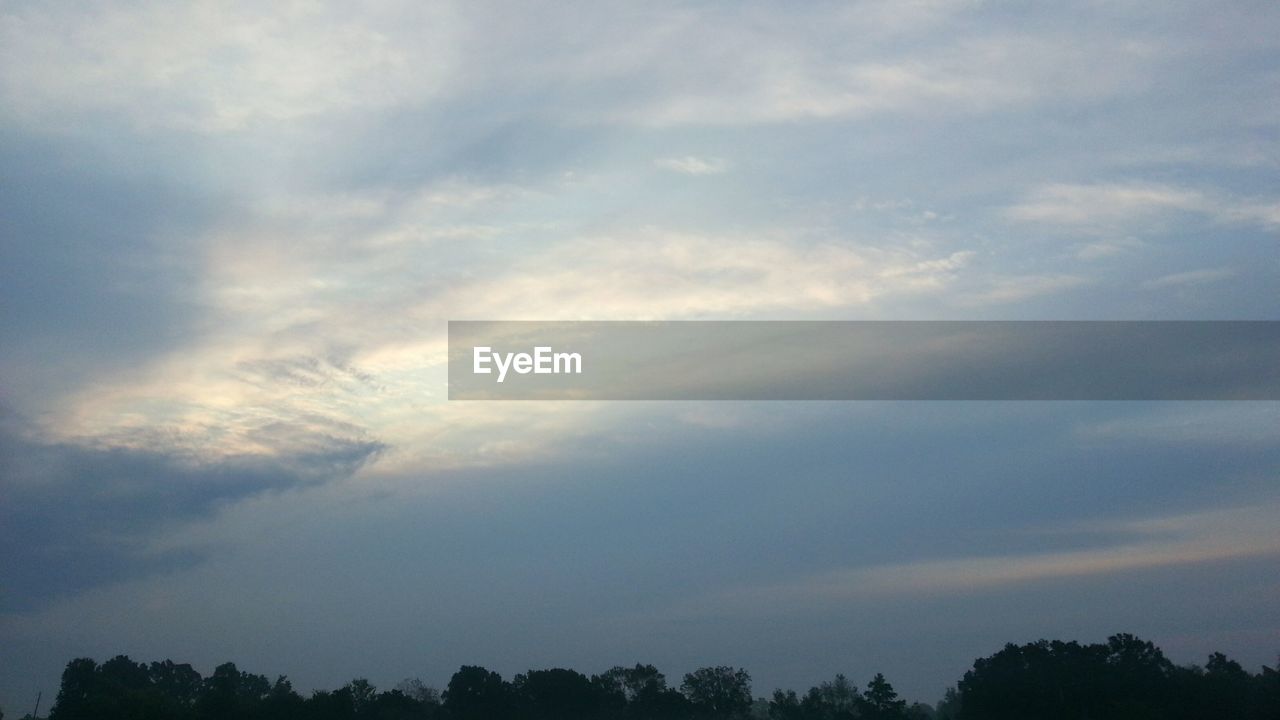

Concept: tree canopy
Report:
left=17, top=634, right=1280, bottom=720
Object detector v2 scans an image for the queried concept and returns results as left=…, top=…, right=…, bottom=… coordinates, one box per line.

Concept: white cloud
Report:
left=1075, top=238, right=1143, bottom=261
left=1005, top=183, right=1209, bottom=226
left=1, top=1, right=1176, bottom=134
left=654, top=156, right=729, bottom=175
left=961, top=274, right=1090, bottom=305
left=1006, top=182, right=1280, bottom=232
left=1142, top=267, right=1235, bottom=289
left=0, top=1, right=460, bottom=132
left=419, top=231, right=974, bottom=321
left=37, top=189, right=978, bottom=470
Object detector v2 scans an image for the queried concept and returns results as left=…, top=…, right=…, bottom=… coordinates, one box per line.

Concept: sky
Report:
left=1, top=0, right=1279, bottom=712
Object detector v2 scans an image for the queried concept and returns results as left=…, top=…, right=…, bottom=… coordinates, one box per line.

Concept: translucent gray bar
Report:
left=447, top=321, right=1280, bottom=400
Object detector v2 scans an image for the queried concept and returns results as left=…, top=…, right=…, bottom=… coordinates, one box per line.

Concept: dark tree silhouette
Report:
left=512, top=668, right=600, bottom=720
left=195, top=662, right=270, bottom=720
left=804, top=674, right=859, bottom=719
left=35, top=636, right=1280, bottom=720
left=768, top=689, right=803, bottom=720
left=860, top=673, right=907, bottom=720
left=597, top=663, right=668, bottom=703
left=443, top=665, right=512, bottom=720
left=680, top=666, right=752, bottom=719
left=48, top=658, right=98, bottom=720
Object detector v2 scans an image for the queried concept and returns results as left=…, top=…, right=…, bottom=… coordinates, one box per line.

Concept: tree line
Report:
left=11, top=634, right=1279, bottom=720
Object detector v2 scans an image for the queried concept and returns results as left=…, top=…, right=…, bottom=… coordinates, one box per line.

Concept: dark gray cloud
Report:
left=0, top=130, right=219, bottom=409
left=0, top=408, right=384, bottom=612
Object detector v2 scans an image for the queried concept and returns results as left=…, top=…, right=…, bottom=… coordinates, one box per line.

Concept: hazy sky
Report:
left=2, top=0, right=1279, bottom=712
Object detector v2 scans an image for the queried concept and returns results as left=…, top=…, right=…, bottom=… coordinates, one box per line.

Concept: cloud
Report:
left=0, top=411, right=384, bottom=611
left=0, top=2, right=460, bottom=133
left=1004, top=183, right=1210, bottom=225
left=1075, top=403, right=1280, bottom=447
left=1142, top=267, right=1235, bottom=289
left=660, top=502, right=1280, bottom=619
left=3, top=0, right=1280, bottom=709
left=960, top=274, right=1090, bottom=305
left=27, top=216, right=978, bottom=473
left=654, top=156, right=728, bottom=175
left=1, top=1, right=1180, bottom=134
left=1074, top=238, right=1143, bottom=261
left=1005, top=182, right=1280, bottom=232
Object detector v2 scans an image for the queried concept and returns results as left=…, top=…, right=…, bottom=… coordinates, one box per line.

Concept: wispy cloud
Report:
left=1005, top=182, right=1280, bottom=232
left=1074, top=238, right=1143, bottom=261
left=961, top=274, right=1090, bottom=305
left=1075, top=404, right=1280, bottom=447
left=654, top=156, right=729, bottom=175
left=1005, top=183, right=1209, bottom=225
left=1142, top=268, right=1235, bottom=289
left=661, top=503, right=1280, bottom=619
left=0, top=2, right=460, bottom=132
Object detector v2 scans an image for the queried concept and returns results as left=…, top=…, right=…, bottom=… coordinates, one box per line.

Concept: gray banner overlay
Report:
left=448, top=321, right=1280, bottom=400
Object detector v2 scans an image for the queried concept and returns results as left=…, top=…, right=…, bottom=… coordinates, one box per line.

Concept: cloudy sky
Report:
left=2, top=0, right=1279, bottom=710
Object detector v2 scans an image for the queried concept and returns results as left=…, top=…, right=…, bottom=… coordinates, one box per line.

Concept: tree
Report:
left=395, top=678, right=441, bottom=707
left=443, top=665, right=511, bottom=720
left=860, top=674, right=907, bottom=720
left=260, top=676, right=305, bottom=719
left=196, top=662, right=269, bottom=720
left=1256, top=659, right=1280, bottom=720
left=681, top=667, right=753, bottom=719
left=49, top=658, right=98, bottom=720
left=149, top=660, right=203, bottom=708
left=513, top=668, right=600, bottom=720
left=371, top=688, right=434, bottom=720
left=801, top=674, right=859, bottom=719
left=598, top=664, right=668, bottom=702
left=956, top=636, right=1184, bottom=720
left=307, top=687, right=355, bottom=720
left=1181, top=652, right=1252, bottom=720
left=934, top=687, right=961, bottom=720
left=905, top=702, right=935, bottom=719
left=767, top=689, right=803, bottom=720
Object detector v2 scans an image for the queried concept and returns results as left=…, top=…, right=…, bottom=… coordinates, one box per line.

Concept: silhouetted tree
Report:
left=905, top=701, right=935, bottom=719
left=196, top=662, right=270, bottom=720
left=513, top=668, right=600, bottom=720
left=346, top=679, right=378, bottom=717
left=682, top=667, right=752, bottom=719
left=598, top=664, right=668, bottom=702
left=368, top=688, right=434, bottom=720
left=933, top=688, right=960, bottom=720
left=395, top=678, right=441, bottom=707
left=444, top=665, right=511, bottom=720
left=956, top=635, right=1189, bottom=719
left=802, top=674, right=859, bottom=720
left=259, top=676, right=304, bottom=719
left=308, top=687, right=356, bottom=720
left=48, top=658, right=99, bottom=720
left=1256, top=658, right=1280, bottom=720
left=37, top=639, right=1280, bottom=720
left=860, top=674, right=907, bottom=720
left=149, top=660, right=203, bottom=709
